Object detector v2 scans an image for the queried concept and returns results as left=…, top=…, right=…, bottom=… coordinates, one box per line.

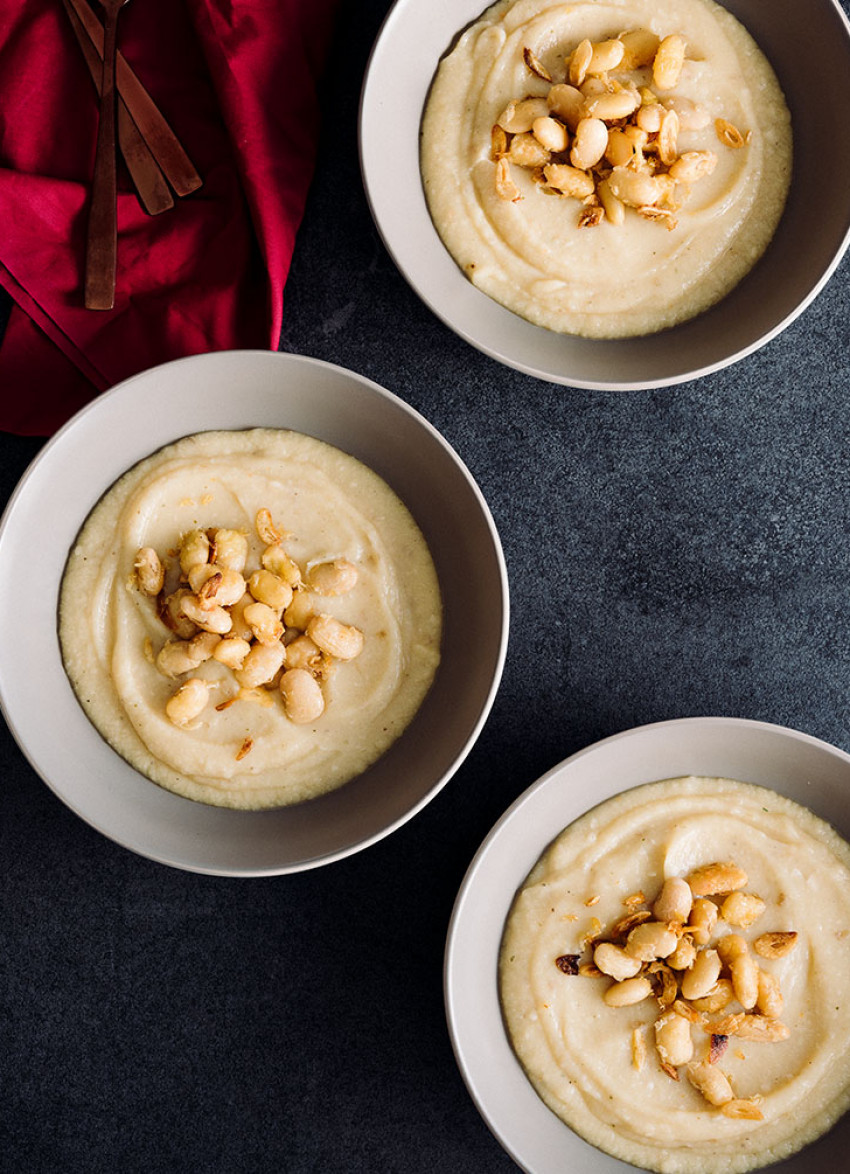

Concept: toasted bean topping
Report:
left=654, top=877, right=693, bottom=924
left=753, top=931, right=798, bottom=959
left=681, top=948, right=721, bottom=1002
left=655, top=1012, right=694, bottom=1068
left=280, top=668, right=325, bottom=724
left=594, top=942, right=643, bottom=981
left=686, top=1059, right=734, bottom=1106
left=687, top=862, right=748, bottom=897
left=165, top=678, right=209, bottom=727
left=603, top=976, right=653, bottom=1007
left=134, top=547, right=164, bottom=596
left=721, top=891, right=766, bottom=928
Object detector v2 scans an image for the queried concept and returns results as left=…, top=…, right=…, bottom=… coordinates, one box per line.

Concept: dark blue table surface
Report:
left=2, top=2, right=850, bottom=1171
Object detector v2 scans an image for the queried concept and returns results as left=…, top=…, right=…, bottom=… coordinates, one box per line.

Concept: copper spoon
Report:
left=84, top=0, right=130, bottom=310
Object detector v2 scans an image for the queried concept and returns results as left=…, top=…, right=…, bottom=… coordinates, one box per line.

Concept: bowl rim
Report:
left=359, top=0, right=850, bottom=391
left=443, top=715, right=850, bottom=1172
left=0, top=350, right=510, bottom=875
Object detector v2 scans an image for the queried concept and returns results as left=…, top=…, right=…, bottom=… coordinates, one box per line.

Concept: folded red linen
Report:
left=0, top=0, right=338, bottom=435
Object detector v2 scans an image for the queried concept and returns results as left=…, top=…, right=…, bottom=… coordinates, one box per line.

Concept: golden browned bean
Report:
left=681, top=948, right=721, bottom=1001
left=655, top=1012, right=694, bottom=1067
left=179, top=530, right=210, bottom=578
left=280, top=668, right=325, bottom=724
left=603, top=976, right=653, bottom=1007
left=686, top=1060, right=733, bottom=1106
left=593, top=943, right=642, bottom=981
left=625, top=921, right=679, bottom=962
left=244, top=602, right=284, bottom=646
left=134, top=547, right=164, bottom=595
left=307, top=614, right=365, bottom=660
left=165, top=678, right=209, bottom=727
left=654, top=877, right=693, bottom=924
left=235, top=641, right=285, bottom=688
left=653, top=34, right=686, bottom=91
left=248, top=569, right=294, bottom=612
left=211, top=529, right=248, bottom=572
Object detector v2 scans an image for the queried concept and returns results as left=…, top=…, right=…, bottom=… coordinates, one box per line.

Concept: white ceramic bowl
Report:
left=360, top=0, right=850, bottom=389
left=444, top=717, right=850, bottom=1172
left=0, top=351, right=508, bottom=875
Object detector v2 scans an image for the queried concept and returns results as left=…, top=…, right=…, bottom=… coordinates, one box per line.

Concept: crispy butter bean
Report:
left=596, top=178, right=624, bottom=226
left=655, top=1013, right=694, bottom=1067
left=587, top=38, right=624, bottom=74
left=721, top=891, right=766, bottom=929
left=532, top=115, right=568, bottom=153
left=179, top=530, right=210, bottom=578
left=213, top=636, right=252, bottom=670
left=306, top=560, right=359, bottom=597
left=261, top=544, right=302, bottom=587
left=654, top=877, right=693, bottom=924
left=235, top=642, right=286, bottom=689
left=134, top=547, right=164, bottom=596
left=307, top=614, right=365, bottom=661
left=681, top=948, right=721, bottom=1001
left=284, top=634, right=323, bottom=674
left=568, top=38, right=593, bottom=87
left=619, top=28, right=660, bottom=70
left=211, top=528, right=248, bottom=572
left=594, top=942, right=642, bottom=982
left=280, top=668, right=325, bottom=724
left=669, top=150, right=717, bottom=184
left=283, top=589, right=315, bottom=630
left=730, top=953, right=759, bottom=1010
left=690, top=977, right=735, bottom=1014
left=686, top=1060, right=734, bottom=1107
left=625, top=921, right=679, bottom=962
left=584, top=90, right=640, bottom=122
left=653, top=34, right=686, bottom=91
left=497, top=96, right=549, bottom=134
left=161, top=589, right=198, bottom=639
left=244, top=601, right=284, bottom=646
left=606, top=166, right=663, bottom=209
left=716, top=933, right=749, bottom=964
left=667, top=935, right=697, bottom=972
left=543, top=163, right=595, bottom=199
left=547, top=84, right=584, bottom=131
left=508, top=132, right=551, bottom=169
left=166, top=678, right=209, bottom=727
left=603, top=976, right=653, bottom=1007
left=156, top=640, right=205, bottom=679
left=756, top=970, right=783, bottom=1019
left=180, top=594, right=232, bottom=635
left=248, top=569, right=293, bottom=612
left=570, top=118, right=607, bottom=170
left=688, top=898, right=718, bottom=946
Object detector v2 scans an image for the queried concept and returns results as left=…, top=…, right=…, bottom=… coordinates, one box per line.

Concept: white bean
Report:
left=235, top=641, right=285, bottom=688
left=570, top=118, right=607, bottom=170
left=165, top=678, right=209, bottom=727
left=307, top=614, right=365, bottom=660
left=134, top=547, right=164, bottom=596
left=280, top=668, right=325, bottom=724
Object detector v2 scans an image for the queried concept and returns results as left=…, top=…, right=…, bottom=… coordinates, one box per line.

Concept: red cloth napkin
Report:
left=0, top=0, right=338, bottom=435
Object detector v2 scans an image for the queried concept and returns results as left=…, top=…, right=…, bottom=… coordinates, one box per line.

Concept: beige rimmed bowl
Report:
left=0, top=351, right=508, bottom=875
left=360, top=0, right=850, bottom=388
left=445, top=717, right=850, bottom=1172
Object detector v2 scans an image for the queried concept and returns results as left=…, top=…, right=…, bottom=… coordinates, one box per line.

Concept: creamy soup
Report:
left=500, top=777, right=850, bottom=1172
left=59, top=430, right=442, bottom=809
left=421, top=0, right=792, bottom=337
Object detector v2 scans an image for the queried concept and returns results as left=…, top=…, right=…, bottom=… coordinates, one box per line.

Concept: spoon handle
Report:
left=84, top=3, right=120, bottom=310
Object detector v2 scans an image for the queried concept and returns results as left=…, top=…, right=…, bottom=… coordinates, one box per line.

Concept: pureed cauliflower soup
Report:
left=421, top=0, right=793, bottom=337
left=499, top=777, right=850, bottom=1173
left=59, top=430, right=442, bottom=809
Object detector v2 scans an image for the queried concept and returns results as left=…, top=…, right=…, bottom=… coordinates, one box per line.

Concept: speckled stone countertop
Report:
left=2, top=2, right=850, bottom=1171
